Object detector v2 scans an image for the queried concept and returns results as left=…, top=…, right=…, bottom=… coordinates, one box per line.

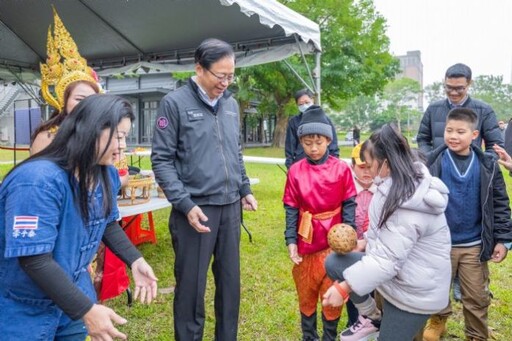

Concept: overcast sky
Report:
left=373, top=0, right=512, bottom=87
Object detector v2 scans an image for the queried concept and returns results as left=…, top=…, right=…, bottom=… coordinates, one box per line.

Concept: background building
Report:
left=0, top=83, right=42, bottom=147
left=0, top=73, right=275, bottom=147
left=396, top=50, right=423, bottom=110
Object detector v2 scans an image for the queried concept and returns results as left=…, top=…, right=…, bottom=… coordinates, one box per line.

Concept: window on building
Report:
left=126, top=100, right=138, bottom=145
left=141, top=100, right=158, bottom=144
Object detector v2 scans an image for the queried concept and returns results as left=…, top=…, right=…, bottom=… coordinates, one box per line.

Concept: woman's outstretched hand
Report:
left=131, top=257, right=158, bottom=304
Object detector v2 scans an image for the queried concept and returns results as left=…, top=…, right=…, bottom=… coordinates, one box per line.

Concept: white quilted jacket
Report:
left=344, top=162, right=452, bottom=314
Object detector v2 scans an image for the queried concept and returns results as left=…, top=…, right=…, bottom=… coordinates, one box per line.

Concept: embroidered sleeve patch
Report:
left=12, top=216, right=39, bottom=238
left=156, top=117, right=169, bottom=129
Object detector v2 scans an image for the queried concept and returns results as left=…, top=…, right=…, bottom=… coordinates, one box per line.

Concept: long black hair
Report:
left=9, top=94, right=135, bottom=220
left=361, top=124, right=423, bottom=229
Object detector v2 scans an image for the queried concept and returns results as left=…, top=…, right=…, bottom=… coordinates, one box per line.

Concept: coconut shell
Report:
left=327, top=223, right=357, bottom=254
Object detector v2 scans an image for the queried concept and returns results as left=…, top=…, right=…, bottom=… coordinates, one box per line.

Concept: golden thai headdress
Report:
left=40, top=7, right=98, bottom=111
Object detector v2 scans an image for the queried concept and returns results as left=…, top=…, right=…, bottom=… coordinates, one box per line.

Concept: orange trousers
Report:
left=292, top=248, right=341, bottom=321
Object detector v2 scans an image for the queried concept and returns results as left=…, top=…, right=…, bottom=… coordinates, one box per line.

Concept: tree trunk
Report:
left=239, top=101, right=249, bottom=127
left=272, top=106, right=288, bottom=148
left=259, top=117, right=266, bottom=143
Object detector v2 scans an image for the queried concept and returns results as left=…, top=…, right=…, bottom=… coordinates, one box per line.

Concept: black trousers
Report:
left=169, top=202, right=241, bottom=341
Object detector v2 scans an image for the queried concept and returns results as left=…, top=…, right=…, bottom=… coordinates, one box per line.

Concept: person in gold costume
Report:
left=30, top=7, right=100, bottom=155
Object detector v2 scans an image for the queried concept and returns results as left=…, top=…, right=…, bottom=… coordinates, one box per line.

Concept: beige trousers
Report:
left=437, top=246, right=491, bottom=340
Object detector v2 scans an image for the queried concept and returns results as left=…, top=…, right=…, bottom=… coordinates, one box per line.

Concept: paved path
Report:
left=0, top=160, right=24, bottom=164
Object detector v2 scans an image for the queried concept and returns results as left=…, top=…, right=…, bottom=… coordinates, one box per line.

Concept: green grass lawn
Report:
left=0, top=148, right=28, bottom=180
left=1, top=146, right=512, bottom=340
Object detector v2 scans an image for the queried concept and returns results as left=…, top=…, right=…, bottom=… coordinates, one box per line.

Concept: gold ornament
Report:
left=114, top=153, right=129, bottom=171
left=40, top=7, right=98, bottom=111
left=47, top=125, right=59, bottom=137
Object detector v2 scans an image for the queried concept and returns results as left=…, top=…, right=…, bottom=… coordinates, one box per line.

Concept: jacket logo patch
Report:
left=186, top=109, right=204, bottom=121
left=157, top=117, right=169, bottom=129
left=12, top=216, right=38, bottom=238
left=224, top=110, right=237, bottom=117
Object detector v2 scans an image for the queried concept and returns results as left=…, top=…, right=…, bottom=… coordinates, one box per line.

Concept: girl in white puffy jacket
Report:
left=322, top=124, right=452, bottom=341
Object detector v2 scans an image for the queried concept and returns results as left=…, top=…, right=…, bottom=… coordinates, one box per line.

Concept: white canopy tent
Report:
left=0, top=0, right=321, bottom=99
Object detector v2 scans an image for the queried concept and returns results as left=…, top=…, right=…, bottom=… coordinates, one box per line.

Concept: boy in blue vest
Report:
left=424, top=108, right=512, bottom=341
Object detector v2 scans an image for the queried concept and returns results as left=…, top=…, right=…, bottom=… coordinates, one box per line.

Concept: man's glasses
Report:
left=206, top=68, right=236, bottom=83
left=444, top=85, right=467, bottom=94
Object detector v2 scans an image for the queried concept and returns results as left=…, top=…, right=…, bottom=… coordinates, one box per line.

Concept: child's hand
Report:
left=322, top=285, right=345, bottom=308
left=491, top=243, right=508, bottom=263
left=493, top=144, right=512, bottom=171
left=287, top=244, right=302, bottom=264
left=354, top=239, right=367, bottom=252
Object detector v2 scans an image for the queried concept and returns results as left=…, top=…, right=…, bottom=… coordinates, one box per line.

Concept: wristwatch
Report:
left=504, top=242, right=512, bottom=250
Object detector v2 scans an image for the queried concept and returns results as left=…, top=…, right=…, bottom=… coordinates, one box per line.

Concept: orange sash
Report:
left=298, top=206, right=341, bottom=244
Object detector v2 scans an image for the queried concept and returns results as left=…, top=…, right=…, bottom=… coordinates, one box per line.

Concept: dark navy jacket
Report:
left=417, top=97, right=503, bottom=159
left=427, top=145, right=512, bottom=261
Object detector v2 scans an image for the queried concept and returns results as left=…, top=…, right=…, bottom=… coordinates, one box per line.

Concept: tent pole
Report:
left=293, top=35, right=315, bottom=89
left=314, top=52, right=321, bottom=105
left=8, top=67, right=44, bottom=105
left=282, top=60, right=314, bottom=94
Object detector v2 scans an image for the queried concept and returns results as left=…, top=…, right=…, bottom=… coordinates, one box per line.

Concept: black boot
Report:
left=322, top=313, right=339, bottom=341
left=301, top=312, right=319, bottom=341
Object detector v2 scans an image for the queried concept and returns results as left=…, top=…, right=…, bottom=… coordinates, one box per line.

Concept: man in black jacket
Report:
left=152, top=38, right=257, bottom=341
left=417, top=63, right=503, bottom=159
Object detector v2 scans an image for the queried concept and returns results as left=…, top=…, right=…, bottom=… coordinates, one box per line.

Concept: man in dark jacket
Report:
left=151, top=38, right=257, bottom=341
left=285, top=89, right=339, bottom=169
left=417, top=63, right=503, bottom=158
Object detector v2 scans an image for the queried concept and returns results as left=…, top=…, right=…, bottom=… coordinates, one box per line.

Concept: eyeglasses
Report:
left=206, top=68, right=236, bottom=83
left=444, top=85, right=467, bottom=94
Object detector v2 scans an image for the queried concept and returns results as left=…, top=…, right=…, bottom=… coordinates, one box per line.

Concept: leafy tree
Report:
left=286, top=0, right=400, bottom=105
left=331, top=95, right=380, bottom=130
left=231, top=72, right=260, bottom=127
left=334, top=78, right=422, bottom=134
left=380, top=77, right=421, bottom=134
left=424, top=81, right=444, bottom=105
left=471, top=75, right=512, bottom=121
left=237, top=63, right=302, bottom=147
left=237, top=0, right=399, bottom=147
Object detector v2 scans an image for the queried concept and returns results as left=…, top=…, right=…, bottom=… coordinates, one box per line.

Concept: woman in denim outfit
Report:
left=0, top=95, right=158, bottom=340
